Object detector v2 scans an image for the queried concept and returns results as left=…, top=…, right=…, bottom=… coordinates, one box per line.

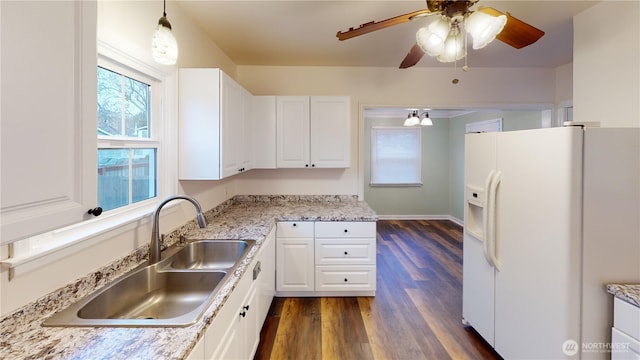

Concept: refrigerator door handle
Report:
left=488, top=171, right=502, bottom=271
left=483, top=170, right=496, bottom=267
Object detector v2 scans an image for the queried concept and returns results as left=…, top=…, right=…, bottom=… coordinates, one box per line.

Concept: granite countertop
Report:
left=607, top=284, right=640, bottom=308
left=0, top=195, right=377, bottom=360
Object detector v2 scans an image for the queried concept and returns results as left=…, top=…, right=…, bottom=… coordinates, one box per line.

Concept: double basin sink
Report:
left=43, top=239, right=256, bottom=327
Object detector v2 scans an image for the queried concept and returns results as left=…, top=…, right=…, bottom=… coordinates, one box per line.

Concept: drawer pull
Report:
left=240, top=311, right=246, bottom=318
left=243, top=305, right=250, bottom=311
left=292, top=223, right=297, bottom=227
left=344, top=229, right=348, bottom=233
left=344, top=278, right=348, bottom=282
left=344, top=251, right=349, bottom=255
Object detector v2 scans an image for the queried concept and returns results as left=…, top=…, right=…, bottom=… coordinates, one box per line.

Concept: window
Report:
left=370, top=127, right=422, bottom=186
left=97, top=63, right=161, bottom=212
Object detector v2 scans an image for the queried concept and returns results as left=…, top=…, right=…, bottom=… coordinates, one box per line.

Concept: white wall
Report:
left=555, top=62, right=573, bottom=106
left=573, top=1, right=640, bottom=127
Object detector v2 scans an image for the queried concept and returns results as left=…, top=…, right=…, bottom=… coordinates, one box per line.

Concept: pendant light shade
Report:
left=420, top=113, right=433, bottom=126
left=465, top=10, right=507, bottom=50
left=404, top=112, right=420, bottom=126
left=152, top=1, right=178, bottom=65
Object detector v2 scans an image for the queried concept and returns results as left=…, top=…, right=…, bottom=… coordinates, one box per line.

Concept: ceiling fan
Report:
left=336, top=0, right=545, bottom=69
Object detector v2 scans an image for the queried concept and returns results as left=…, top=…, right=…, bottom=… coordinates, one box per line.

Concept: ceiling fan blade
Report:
left=337, top=9, right=432, bottom=41
left=479, top=7, right=545, bottom=49
left=399, top=43, right=425, bottom=69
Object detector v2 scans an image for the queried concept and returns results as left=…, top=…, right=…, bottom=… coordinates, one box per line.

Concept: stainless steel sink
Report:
left=168, top=240, right=254, bottom=270
left=43, top=239, right=256, bottom=327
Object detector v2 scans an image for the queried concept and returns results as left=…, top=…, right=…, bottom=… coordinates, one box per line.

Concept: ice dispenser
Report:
left=465, top=185, right=485, bottom=240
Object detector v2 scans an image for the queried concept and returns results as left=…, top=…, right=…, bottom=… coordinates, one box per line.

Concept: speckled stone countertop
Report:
left=0, top=195, right=377, bottom=360
left=607, top=284, right=640, bottom=308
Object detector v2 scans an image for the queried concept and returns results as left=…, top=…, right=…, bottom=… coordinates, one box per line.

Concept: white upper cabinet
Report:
left=179, top=69, right=252, bottom=180
left=0, top=1, right=98, bottom=244
left=276, top=96, right=351, bottom=169
left=252, top=96, right=277, bottom=169
left=276, top=96, right=310, bottom=168
left=309, top=97, right=351, bottom=168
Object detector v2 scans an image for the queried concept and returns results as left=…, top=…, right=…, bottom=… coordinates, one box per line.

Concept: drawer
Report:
left=612, top=327, right=640, bottom=359
left=615, top=297, right=640, bottom=340
left=315, top=265, right=376, bottom=291
left=276, top=221, right=314, bottom=238
left=315, top=239, right=376, bottom=265
left=315, top=221, right=376, bottom=238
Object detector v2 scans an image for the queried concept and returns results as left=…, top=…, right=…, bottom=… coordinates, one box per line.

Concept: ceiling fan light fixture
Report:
left=437, top=24, right=466, bottom=63
left=416, top=16, right=451, bottom=56
left=151, top=0, right=178, bottom=65
left=464, top=10, right=507, bottom=50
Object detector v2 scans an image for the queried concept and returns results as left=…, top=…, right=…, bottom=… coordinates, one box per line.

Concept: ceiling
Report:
left=175, top=0, right=598, bottom=69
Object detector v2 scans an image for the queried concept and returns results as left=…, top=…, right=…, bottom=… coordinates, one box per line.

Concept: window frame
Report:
left=97, top=57, right=162, bottom=212
left=370, top=126, right=423, bottom=187
left=5, top=40, right=177, bottom=270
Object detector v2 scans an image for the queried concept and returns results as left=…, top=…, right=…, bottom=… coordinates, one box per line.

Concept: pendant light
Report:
left=151, top=0, right=178, bottom=65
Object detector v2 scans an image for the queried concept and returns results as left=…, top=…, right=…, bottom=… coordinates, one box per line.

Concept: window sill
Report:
left=0, top=201, right=176, bottom=280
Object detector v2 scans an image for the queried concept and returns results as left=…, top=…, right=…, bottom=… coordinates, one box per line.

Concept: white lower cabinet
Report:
left=212, top=284, right=258, bottom=360
left=276, top=221, right=376, bottom=296
left=612, top=297, right=640, bottom=360
left=189, top=229, right=275, bottom=360
left=276, top=222, right=315, bottom=292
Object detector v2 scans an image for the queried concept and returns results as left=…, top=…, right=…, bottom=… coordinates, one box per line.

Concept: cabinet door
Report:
left=240, top=87, right=254, bottom=172
left=252, top=96, right=276, bottom=169
left=276, top=96, right=310, bottom=168
left=243, top=284, right=259, bottom=360
left=276, top=238, right=314, bottom=291
left=256, top=228, right=276, bottom=325
left=310, top=96, right=351, bottom=168
left=0, top=1, right=98, bottom=243
left=178, top=69, right=221, bottom=180
left=220, top=72, right=244, bottom=178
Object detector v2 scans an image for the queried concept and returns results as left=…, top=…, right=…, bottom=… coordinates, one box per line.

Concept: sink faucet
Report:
left=149, top=195, right=207, bottom=264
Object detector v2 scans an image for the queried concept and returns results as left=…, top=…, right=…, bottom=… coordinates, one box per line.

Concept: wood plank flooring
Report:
left=254, top=220, right=502, bottom=360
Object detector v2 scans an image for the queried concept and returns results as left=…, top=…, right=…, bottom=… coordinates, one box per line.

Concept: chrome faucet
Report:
left=149, top=195, right=207, bottom=264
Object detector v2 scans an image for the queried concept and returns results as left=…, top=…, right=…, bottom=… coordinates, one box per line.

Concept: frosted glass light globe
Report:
left=152, top=17, right=178, bottom=65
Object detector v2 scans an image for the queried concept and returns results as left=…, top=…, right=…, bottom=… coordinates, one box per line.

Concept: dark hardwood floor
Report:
left=254, top=220, right=502, bottom=360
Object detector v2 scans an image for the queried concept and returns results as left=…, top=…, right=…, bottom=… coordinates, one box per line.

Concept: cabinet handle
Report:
left=305, top=164, right=309, bottom=168
left=292, top=223, right=297, bottom=227
left=344, top=278, right=348, bottom=282
left=344, top=251, right=349, bottom=256
left=311, top=164, right=315, bottom=168
left=88, top=207, right=103, bottom=217
left=240, top=311, right=246, bottom=318
left=243, top=305, right=250, bottom=311
left=344, top=229, right=348, bottom=233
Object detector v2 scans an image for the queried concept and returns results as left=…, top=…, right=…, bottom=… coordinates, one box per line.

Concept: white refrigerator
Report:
left=462, top=126, right=640, bottom=359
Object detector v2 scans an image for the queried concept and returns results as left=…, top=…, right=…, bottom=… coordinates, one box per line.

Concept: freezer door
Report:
left=462, top=132, right=497, bottom=346
left=493, top=127, right=583, bottom=359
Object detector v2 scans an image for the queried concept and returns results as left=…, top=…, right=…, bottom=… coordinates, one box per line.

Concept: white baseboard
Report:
left=376, top=214, right=463, bottom=227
